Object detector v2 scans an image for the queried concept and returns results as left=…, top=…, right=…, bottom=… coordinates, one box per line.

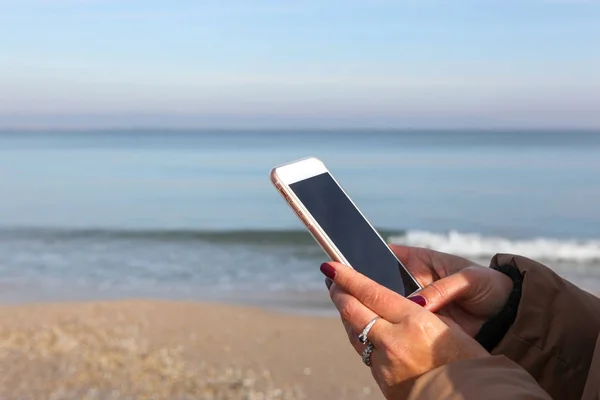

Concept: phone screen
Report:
left=289, top=172, right=420, bottom=296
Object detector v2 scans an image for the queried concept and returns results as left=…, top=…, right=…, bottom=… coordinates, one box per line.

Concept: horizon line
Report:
left=1, top=126, right=600, bottom=133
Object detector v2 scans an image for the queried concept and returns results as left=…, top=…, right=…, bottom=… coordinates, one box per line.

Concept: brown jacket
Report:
left=407, top=254, right=600, bottom=399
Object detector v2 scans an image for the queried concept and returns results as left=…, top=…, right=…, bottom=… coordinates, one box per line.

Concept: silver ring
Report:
left=358, top=316, right=379, bottom=344
left=362, top=342, right=374, bottom=366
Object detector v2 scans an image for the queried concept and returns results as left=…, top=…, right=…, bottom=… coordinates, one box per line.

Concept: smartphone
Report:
left=270, top=157, right=421, bottom=296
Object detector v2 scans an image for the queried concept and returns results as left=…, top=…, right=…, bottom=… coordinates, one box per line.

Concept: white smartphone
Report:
left=270, top=156, right=421, bottom=296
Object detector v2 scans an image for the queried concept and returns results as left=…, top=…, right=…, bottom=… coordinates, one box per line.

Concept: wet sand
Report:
left=0, top=300, right=383, bottom=400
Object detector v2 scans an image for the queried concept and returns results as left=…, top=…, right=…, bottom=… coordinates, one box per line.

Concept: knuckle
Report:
left=339, top=301, right=357, bottom=322
left=428, top=280, right=447, bottom=300
left=361, top=287, right=384, bottom=307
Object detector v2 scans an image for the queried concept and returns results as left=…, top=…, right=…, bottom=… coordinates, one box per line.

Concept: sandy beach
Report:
left=0, top=300, right=383, bottom=400
left=2, top=132, right=599, bottom=399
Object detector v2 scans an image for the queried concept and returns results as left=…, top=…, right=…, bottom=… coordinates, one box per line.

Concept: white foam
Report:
left=388, top=230, right=600, bottom=263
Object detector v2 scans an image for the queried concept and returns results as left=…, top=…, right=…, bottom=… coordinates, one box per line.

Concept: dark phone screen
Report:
left=289, top=172, right=420, bottom=296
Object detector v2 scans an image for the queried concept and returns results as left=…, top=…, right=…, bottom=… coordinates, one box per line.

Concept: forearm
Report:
left=488, top=254, right=600, bottom=399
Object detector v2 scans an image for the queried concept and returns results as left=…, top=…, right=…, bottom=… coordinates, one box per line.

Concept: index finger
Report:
left=321, top=262, right=424, bottom=322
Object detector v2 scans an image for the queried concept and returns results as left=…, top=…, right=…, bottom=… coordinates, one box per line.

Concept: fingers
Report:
left=321, top=262, right=407, bottom=321
left=390, top=244, right=479, bottom=276
left=408, top=268, right=478, bottom=313
left=329, top=284, right=390, bottom=348
left=388, top=244, right=412, bottom=266
left=322, top=261, right=428, bottom=326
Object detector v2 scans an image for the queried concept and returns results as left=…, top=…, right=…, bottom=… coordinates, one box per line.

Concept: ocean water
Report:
left=0, top=130, right=599, bottom=313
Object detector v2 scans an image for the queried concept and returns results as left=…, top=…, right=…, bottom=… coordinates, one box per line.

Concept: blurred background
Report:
left=1, top=2, right=600, bottom=399
left=1, top=1, right=599, bottom=313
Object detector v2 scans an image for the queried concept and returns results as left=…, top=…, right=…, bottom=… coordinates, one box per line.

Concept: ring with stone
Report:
left=358, top=316, right=379, bottom=344
left=362, top=341, right=374, bottom=366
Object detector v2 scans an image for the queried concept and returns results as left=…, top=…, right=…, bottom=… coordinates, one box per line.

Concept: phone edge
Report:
left=270, top=165, right=351, bottom=267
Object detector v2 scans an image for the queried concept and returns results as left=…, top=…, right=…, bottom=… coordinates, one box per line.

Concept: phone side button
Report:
left=296, top=211, right=313, bottom=228
left=292, top=206, right=307, bottom=223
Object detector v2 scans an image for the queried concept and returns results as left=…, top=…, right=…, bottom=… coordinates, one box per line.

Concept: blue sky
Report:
left=1, top=0, right=599, bottom=129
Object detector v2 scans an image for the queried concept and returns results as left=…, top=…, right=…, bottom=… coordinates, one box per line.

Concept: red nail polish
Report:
left=320, top=263, right=336, bottom=280
left=325, top=278, right=333, bottom=290
left=408, top=295, right=426, bottom=307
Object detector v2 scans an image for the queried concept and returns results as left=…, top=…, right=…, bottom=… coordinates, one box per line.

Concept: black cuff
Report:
left=474, top=263, right=523, bottom=352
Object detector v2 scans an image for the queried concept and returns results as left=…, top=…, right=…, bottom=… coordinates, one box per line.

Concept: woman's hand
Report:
left=389, top=246, right=514, bottom=336
left=321, top=261, right=489, bottom=399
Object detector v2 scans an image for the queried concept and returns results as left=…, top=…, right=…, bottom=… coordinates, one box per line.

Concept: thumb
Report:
left=408, top=269, right=476, bottom=313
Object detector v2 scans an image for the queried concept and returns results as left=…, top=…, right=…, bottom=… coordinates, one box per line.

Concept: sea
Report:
left=0, top=130, right=599, bottom=315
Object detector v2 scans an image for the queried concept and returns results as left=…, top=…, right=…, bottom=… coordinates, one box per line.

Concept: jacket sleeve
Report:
left=488, top=254, right=600, bottom=399
left=404, top=355, right=552, bottom=399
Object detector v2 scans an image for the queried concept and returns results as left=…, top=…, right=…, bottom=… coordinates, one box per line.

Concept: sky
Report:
left=1, top=0, right=599, bottom=129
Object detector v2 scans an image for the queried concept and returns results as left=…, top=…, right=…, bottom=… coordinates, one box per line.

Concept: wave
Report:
left=0, top=227, right=402, bottom=246
left=2, top=227, right=599, bottom=263
left=0, top=227, right=311, bottom=244
left=389, top=230, right=600, bottom=264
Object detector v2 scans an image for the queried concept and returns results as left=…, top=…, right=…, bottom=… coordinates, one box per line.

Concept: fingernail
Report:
left=325, top=278, right=333, bottom=290
left=408, top=295, right=427, bottom=307
left=320, top=263, right=336, bottom=280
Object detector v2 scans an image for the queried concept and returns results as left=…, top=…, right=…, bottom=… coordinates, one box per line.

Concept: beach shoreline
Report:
left=0, top=299, right=382, bottom=400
